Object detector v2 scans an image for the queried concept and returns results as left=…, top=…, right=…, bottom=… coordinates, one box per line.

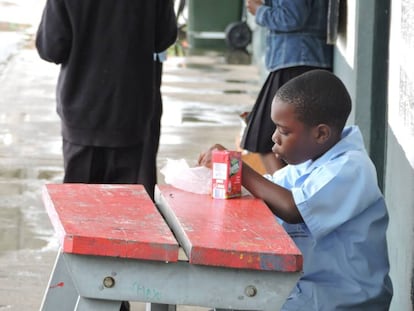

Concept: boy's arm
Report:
left=198, top=144, right=303, bottom=224
left=242, top=163, right=303, bottom=224
left=255, top=0, right=312, bottom=32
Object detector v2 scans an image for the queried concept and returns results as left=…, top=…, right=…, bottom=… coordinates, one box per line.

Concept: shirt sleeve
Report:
left=155, top=0, right=178, bottom=53
left=35, top=0, right=72, bottom=64
left=255, top=0, right=313, bottom=32
left=291, top=152, right=381, bottom=240
left=271, top=161, right=306, bottom=189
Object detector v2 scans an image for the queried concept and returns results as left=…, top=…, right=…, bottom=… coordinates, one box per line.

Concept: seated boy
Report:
left=198, top=70, right=393, bottom=310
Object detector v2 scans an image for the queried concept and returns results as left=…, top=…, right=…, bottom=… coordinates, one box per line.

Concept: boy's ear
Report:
left=314, top=124, right=331, bottom=144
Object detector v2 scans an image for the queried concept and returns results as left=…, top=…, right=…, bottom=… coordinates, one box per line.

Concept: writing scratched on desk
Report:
left=131, top=282, right=162, bottom=300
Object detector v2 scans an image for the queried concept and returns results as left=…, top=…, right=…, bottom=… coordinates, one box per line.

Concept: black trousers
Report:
left=62, top=141, right=160, bottom=197
left=137, top=60, right=163, bottom=199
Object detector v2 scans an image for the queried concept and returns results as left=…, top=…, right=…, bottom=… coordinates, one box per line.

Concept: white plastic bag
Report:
left=160, top=158, right=212, bottom=194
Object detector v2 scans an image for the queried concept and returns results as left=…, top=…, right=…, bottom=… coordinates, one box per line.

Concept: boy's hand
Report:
left=246, top=0, right=263, bottom=15
left=197, top=144, right=227, bottom=168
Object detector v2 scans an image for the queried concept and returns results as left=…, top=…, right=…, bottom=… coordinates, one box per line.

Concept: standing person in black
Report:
left=35, top=0, right=177, bottom=199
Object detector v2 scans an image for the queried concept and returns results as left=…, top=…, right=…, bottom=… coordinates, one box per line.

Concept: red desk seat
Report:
left=156, top=185, right=302, bottom=272
left=43, top=184, right=179, bottom=262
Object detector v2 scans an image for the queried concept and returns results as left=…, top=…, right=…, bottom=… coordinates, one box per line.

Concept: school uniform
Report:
left=270, top=126, right=393, bottom=310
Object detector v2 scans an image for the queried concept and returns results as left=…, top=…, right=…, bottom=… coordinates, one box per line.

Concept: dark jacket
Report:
left=36, top=0, right=177, bottom=146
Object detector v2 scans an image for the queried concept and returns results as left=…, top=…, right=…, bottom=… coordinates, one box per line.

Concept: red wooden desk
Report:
left=40, top=184, right=302, bottom=311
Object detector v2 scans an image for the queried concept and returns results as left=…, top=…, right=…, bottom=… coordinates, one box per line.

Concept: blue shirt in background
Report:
left=255, top=0, right=333, bottom=72
left=270, top=126, right=393, bottom=310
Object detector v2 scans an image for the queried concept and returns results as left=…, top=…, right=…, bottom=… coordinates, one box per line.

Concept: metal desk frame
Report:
left=40, top=184, right=301, bottom=311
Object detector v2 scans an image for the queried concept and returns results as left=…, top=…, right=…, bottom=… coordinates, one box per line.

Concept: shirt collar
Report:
left=300, top=125, right=365, bottom=172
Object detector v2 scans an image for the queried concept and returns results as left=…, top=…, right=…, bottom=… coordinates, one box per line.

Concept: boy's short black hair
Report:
left=275, top=69, right=352, bottom=132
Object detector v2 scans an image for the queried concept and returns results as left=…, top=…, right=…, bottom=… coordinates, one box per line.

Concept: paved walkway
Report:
left=0, top=5, right=260, bottom=311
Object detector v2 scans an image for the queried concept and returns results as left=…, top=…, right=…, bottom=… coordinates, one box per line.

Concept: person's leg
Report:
left=63, top=140, right=146, bottom=187
left=120, top=301, right=130, bottom=311
left=137, top=60, right=163, bottom=200
left=137, top=128, right=159, bottom=200
left=63, top=140, right=116, bottom=183
left=62, top=140, right=95, bottom=183
left=103, top=144, right=144, bottom=184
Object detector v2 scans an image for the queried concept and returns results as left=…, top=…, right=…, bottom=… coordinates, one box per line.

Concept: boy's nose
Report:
left=272, top=130, right=281, bottom=145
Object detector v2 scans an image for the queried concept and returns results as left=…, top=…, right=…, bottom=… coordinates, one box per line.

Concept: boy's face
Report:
left=270, top=98, right=320, bottom=165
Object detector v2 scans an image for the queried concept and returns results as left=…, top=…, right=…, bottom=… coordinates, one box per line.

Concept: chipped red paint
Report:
left=157, top=185, right=303, bottom=272
left=49, top=282, right=65, bottom=289
left=43, top=184, right=179, bottom=262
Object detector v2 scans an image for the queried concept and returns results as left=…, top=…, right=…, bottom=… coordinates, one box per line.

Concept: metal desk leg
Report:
left=146, top=303, right=177, bottom=311
left=40, top=250, right=79, bottom=311
left=75, top=297, right=121, bottom=310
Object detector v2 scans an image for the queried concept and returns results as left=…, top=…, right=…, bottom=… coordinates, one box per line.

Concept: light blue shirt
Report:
left=270, top=126, right=393, bottom=310
left=154, top=51, right=168, bottom=62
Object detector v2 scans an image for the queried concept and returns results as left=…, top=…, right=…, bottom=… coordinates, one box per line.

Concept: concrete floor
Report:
left=0, top=3, right=261, bottom=308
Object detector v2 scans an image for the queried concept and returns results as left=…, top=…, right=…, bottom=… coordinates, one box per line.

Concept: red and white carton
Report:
left=211, top=150, right=242, bottom=199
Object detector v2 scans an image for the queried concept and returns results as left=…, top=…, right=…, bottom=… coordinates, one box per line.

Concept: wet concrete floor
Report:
left=0, top=14, right=261, bottom=310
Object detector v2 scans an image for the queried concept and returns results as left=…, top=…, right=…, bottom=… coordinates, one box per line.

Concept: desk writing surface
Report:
left=156, top=185, right=302, bottom=272
left=43, top=184, right=179, bottom=262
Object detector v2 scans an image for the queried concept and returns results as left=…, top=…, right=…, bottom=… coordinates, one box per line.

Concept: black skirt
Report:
left=240, top=66, right=326, bottom=153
